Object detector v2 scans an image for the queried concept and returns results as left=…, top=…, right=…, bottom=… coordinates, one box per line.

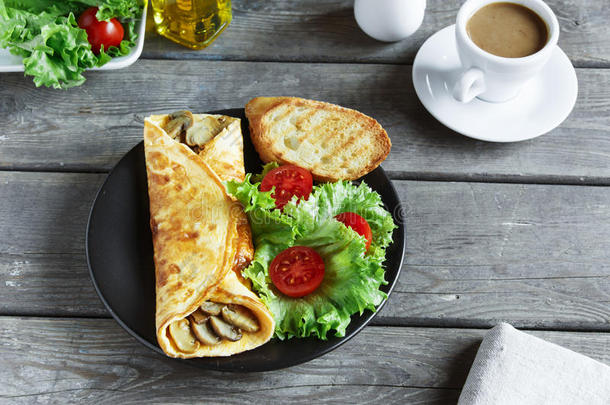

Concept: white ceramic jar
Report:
left=354, top=0, right=427, bottom=42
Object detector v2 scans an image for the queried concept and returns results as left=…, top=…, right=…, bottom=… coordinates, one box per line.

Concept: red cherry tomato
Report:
left=260, top=164, right=313, bottom=210
left=335, top=212, right=373, bottom=251
left=78, top=7, right=124, bottom=54
left=269, top=246, right=325, bottom=298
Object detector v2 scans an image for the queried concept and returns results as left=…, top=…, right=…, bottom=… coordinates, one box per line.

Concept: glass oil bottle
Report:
left=151, top=0, right=232, bottom=49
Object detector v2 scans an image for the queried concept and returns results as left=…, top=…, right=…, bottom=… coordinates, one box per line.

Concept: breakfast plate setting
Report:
left=84, top=0, right=577, bottom=373
left=6, top=0, right=610, bottom=401
left=87, top=100, right=406, bottom=371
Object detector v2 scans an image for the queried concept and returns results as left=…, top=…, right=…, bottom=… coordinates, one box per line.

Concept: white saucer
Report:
left=412, top=25, right=578, bottom=142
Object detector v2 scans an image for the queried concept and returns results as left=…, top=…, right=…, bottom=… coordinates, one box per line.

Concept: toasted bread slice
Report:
left=245, top=97, right=391, bottom=181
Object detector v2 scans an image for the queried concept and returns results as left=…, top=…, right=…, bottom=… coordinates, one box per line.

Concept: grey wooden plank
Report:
left=1, top=61, right=610, bottom=183
left=1, top=318, right=609, bottom=404
left=142, top=0, right=610, bottom=68
left=379, top=181, right=610, bottom=330
left=0, top=173, right=107, bottom=316
left=0, top=252, right=102, bottom=316
left=1, top=172, right=609, bottom=331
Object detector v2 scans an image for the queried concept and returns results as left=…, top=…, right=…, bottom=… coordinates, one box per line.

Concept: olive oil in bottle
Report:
left=152, top=0, right=232, bottom=49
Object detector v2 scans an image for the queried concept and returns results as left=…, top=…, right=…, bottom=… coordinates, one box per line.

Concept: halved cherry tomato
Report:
left=78, top=7, right=124, bottom=54
left=269, top=246, right=325, bottom=298
left=260, top=164, right=313, bottom=210
left=335, top=212, right=373, bottom=251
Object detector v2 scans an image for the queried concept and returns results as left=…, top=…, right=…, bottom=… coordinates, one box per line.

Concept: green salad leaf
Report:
left=0, top=0, right=142, bottom=89
left=226, top=166, right=396, bottom=340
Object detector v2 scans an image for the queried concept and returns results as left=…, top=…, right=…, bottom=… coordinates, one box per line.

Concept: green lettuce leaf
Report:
left=251, top=161, right=279, bottom=183
left=226, top=172, right=396, bottom=340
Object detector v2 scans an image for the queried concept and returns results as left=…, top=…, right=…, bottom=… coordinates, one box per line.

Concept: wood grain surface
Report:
left=1, top=172, right=608, bottom=331
left=1, top=0, right=609, bottom=401
left=142, top=0, right=610, bottom=68
left=0, top=61, right=609, bottom=184
left=1, top=317, right=609, bottom=404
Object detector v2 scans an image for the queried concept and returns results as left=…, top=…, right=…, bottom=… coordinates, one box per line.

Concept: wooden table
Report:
left=1, top=1, right=609, bottom=403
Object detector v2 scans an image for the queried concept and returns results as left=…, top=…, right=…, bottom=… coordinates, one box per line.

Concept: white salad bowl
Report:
left=0, top=2, right=147, bottom=73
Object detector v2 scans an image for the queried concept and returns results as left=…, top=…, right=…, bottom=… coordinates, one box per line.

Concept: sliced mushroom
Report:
left=185, top=116, right=220, bottom=147
left=168, top=319, right=199, bottom=353
left=200, top=301, right=225, bottom=316
left=221, top=305, right=260, bottom=333
left=164, top=110, right=194, bottom=140
left=209, top=315, right=242, bottom=341
left=190, top=309, right=209, bottom=324
left=191, top=320, right=221, bottom=345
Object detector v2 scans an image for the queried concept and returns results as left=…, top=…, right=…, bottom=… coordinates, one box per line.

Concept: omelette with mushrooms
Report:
left=144, top=111, right=275, bottom=358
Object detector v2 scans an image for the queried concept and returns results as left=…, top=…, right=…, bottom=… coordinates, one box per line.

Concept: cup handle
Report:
left=452, top=68, right=485, bottom=103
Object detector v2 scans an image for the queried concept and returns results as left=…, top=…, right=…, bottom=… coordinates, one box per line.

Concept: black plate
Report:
left=86, top=108, right=406, bottom=372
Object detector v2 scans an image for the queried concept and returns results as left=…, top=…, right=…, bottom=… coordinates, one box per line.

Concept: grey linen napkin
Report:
left=458, top=323, right=610, bottom=405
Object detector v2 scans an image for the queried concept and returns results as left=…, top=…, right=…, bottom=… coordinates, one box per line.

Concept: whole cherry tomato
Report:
left=78, top=7, right=124, bottom=54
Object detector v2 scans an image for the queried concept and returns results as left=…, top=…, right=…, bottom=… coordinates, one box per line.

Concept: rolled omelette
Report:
left=144, top=112, right=274, bottom=358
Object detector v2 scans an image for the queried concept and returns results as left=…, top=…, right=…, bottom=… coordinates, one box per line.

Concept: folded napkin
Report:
left=458, top=323, right=610, bottom=405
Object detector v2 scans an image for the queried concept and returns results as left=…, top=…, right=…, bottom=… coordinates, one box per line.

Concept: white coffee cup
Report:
left=452, top=0, right=559, bottom=103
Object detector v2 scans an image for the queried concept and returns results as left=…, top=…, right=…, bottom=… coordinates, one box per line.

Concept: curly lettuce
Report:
left=226, top=165, right=396, bottom=340
left=0, top=0, right=142, bottom=89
